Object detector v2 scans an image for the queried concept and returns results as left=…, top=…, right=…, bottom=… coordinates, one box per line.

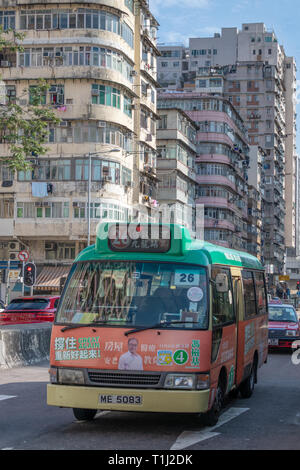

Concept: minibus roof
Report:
left=74, top=223, right=264, bottom=271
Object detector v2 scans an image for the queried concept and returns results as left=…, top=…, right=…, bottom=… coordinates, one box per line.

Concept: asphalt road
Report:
left=0, top=349, right=299, bottom=451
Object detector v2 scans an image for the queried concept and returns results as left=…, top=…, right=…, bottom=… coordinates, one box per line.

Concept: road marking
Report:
left=171, top=407, right=250, bottom=450
left=0, top=395, right=16, bottom=401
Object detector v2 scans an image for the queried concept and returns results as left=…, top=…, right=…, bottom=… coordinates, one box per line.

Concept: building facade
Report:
left=158, top=91, right=251, bottom=252
left=156, top=107, right=198, bottom=233
left=0, top=0, right=159, bottom=297
left=157, top=22, right=297, bottom=274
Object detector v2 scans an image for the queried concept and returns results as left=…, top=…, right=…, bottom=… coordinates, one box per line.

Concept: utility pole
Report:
left=5, top=259, right=10, bottom=306
left=87, top=151, right=91, bottom=246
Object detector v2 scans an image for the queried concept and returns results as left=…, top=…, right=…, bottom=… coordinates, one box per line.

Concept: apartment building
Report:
left=157, top=23, right=297, bottom=275
left=0, top=0, right=159, bottom=297
left=156, top=107, right=198, bottom=233
left=158, top=91, right=251, bottom=252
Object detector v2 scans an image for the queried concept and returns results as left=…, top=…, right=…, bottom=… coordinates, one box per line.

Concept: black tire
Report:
left=73, top=408, right=98, bottom=421
left=239, top=359, right=257, bottom=399
left=202, top=378, right=225, bottom=426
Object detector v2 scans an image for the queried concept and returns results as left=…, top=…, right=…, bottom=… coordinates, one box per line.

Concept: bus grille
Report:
left=88, top=371, right=162, bottom=387
left=269, top=329, right=286, bottom=338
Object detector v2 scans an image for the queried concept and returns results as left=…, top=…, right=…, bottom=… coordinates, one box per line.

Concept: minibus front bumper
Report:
left=47, top=384, right=210, bottom=414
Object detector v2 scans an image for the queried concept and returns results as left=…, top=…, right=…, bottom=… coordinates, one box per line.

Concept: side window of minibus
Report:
left=241, top=270, right=257, bottom=318
left=254, top=271, right=267, bottom=316
left=211, top=267, right=235, bottom=326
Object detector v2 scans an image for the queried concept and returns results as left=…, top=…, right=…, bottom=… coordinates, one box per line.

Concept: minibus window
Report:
left=242, top=270, right=256, bottom=318
left=211, top=267, right=235, bottom=326
left=56, top=261, right=208, bottom=330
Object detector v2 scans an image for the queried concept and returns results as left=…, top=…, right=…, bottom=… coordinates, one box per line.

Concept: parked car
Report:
left=0, top=296, right=60, bottom=324
left=0, top=299, right=5, bottom=312
left=268, top=303, right=300, bottom=350
left=269, top=297, right=282, bottom=305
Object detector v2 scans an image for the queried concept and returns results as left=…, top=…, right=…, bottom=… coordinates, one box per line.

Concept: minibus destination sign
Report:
left=107, top=224, right=171, bottom=253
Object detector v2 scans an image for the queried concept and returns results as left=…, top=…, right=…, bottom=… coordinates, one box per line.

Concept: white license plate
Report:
left=99, top=394, right=143, bottom=405
left=268, top=339, right=279, bottom=345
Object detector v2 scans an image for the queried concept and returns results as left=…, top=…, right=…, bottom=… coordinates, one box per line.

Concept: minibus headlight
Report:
left=286, top=330, right=297, bottom=337
left=58, top=368, right=85, bottom=385
left=164, top=374, right=195, bottom=389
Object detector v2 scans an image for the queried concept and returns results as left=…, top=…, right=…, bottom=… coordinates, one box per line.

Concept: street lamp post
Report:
left=87, top=151, right=92, bottom=246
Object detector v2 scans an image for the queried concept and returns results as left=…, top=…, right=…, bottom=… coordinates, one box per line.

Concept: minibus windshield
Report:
left=56, top=261, right=208, bottom=330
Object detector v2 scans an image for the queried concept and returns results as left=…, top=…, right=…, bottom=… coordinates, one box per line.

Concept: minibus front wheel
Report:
left=73, top=408, right=98, bottom=421
left=202, top=374, right=225, bottom=427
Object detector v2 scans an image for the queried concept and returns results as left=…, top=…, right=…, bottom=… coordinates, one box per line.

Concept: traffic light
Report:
left=297, top=281, right=300, bottom=291
left=24, top=262, right=36, bottom=287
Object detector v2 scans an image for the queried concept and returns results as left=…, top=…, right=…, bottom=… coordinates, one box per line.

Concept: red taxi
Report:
left=268, top=303, right=300, bottom=350
left=0, top=296, right=60, bottom=324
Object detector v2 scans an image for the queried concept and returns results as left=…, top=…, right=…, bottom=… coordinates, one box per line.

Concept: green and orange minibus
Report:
left=47, top=222, right=268, bottom=425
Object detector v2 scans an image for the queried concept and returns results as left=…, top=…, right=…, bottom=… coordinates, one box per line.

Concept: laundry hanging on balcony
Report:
left=32, top=182, right=48, bottom=197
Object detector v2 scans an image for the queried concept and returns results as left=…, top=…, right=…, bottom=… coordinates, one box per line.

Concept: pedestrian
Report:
left=276, top=284, right=283, bottom=299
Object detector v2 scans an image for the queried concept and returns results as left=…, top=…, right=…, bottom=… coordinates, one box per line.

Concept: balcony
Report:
left=204, top=218, right=235, bottom=232
left=196, top=174, right=236, bottom=192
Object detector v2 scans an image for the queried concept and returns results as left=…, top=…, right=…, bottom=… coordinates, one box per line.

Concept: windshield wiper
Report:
left=124, top=320, right=199, bottom=336
left=61, top=320, right=115, bottom=332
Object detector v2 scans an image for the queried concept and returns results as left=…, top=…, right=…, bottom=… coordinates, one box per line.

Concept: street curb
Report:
left=0, top=323, right=52, bottom=369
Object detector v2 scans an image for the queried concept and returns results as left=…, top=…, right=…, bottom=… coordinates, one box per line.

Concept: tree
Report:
left=0, top=26, right=60, bottom=172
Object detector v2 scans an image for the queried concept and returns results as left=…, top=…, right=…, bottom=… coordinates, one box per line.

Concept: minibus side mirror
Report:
left=215, top=273, right=228, bottom=293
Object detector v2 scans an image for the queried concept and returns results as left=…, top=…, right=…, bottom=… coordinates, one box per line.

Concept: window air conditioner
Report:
left=1, top=61, right=10, bottom=67
left=91, top=90, right=99, bottom=96
left=9, top=252, right=19, bottom=260
left=8, top=242, right=20, bottom=251
left=97, top=121, right=106, bottom=127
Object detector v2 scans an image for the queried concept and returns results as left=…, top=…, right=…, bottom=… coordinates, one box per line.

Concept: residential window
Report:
left=29, top=85, right=46, bottom=105
left=0, top=10, right=15, bottom=30
left=158, top=114, right=167, bottom=129
left=123, top=95, right=132, bottom=117
left=17, top=202, right=35, bottom=218
left=44, top=202, right=69, bottom=218
left=0, top=198, right=14, bottom=218
left=57, top=243, right=75, bottom=259
left=5, top=85, right=16, bottom=104
left=75, top=158, right=120, bottom=183
left=91, top=84, right=120, bottom=109
left=198, top=79, right=207, bottom=88
left=19, top=9, right=133, bottom=47
left=140, top=109, right=148, bottom=129
left=49, top=84, right=64, bottom=106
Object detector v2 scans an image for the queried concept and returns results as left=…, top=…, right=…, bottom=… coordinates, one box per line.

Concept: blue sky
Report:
left=149, top=0, right=300, bottom=152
